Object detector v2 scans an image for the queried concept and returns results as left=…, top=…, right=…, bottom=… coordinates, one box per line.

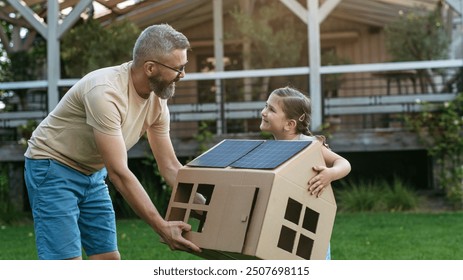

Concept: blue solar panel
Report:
left=187, top=140, right=264, bottom=168
left=231, top=140, right=312, bottom=169
left=186, top=139, right=312, bottom=169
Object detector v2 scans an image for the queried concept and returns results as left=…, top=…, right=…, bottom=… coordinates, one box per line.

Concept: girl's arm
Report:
left=307, top=146, right=351, bottom=197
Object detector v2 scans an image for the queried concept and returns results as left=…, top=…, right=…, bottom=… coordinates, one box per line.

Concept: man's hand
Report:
left=159, top=220, right=201, bottom=253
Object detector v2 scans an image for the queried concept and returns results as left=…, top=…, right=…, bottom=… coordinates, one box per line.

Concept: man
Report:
left=24, top=24, right=201, bottom=260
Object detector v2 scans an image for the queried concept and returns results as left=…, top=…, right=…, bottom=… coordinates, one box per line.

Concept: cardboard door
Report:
left=188, top=184, right=257, bottom=253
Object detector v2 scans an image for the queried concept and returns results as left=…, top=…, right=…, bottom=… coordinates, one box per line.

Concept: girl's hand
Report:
left=308, top=166, right=332, bottom=197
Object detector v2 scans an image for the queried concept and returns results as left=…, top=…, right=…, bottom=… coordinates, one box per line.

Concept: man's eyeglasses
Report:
left=146, top=60, right=185, bottom=77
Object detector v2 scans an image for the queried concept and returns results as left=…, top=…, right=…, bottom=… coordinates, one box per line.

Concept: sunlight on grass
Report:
left=331, top=212, right=463, bottom=260
left=1, top=212, right=462, bottom=260
left=116, top=220, right=201, bottom=260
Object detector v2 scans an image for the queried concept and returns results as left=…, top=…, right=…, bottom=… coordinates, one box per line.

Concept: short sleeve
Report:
left=147, top=99, right=170, bottom=136
left=83, top=86, right=125, bottom=136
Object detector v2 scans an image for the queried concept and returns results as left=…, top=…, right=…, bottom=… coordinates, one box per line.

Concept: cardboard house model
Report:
left=165, top=139, right=337, bottom=260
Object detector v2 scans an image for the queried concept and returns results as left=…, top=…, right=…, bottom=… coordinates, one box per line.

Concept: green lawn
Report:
left=1, top=211, right=462, bottom=260
left=331, top=211, right=463, bottom=260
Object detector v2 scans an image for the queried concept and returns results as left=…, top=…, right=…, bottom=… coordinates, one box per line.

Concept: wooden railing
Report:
left=324, top=93, right=457, bottom=115
left=1, top=59, right=462, bottom=142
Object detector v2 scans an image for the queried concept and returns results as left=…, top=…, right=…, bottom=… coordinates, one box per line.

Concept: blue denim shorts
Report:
left=24, top=158, right=117, bottom=259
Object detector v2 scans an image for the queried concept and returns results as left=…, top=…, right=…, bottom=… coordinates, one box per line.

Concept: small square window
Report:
left=296, top=234, right=314, bottom=260
left=188, top=211, right=208, bottom=233
left=167, top=207, right=186, bottom=222
left=277, top=226, right=296, bottom=253
left=174, top=183, right=193, bottom=203
left=284, top=198, right=302, bottom=225
left=302, top=207, right=319, bottom=234
left=195, top=184, right=215, bottom=205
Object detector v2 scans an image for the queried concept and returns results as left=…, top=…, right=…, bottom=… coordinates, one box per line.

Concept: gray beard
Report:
left=149, top=75, right=175, bottom=99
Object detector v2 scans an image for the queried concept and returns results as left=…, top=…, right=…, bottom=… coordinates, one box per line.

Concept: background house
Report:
left=1, top=0, right=462, bottom=212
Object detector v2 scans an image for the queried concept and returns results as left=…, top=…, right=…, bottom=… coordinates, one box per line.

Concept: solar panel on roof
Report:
left=187, top=140, right=264, bottom=168
left=230, top=140, right=312, bottom=169
left=186, top=139, right=312, bottom=169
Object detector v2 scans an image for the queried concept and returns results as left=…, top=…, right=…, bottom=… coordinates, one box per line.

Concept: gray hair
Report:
left=132, top=24, right=190, bottom=66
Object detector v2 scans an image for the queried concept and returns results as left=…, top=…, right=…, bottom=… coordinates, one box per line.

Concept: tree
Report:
left=384, top=2, right=451, bottom=93
left=228, top=1, right=306, bottom=100
left=0, top=20, right=46, bottom=110
left=61, top=18, right=139, bottom=78
left=387, top=2, right=462, bottom=208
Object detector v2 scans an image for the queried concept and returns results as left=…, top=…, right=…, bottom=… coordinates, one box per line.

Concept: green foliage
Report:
left=0, top=165, right=9, bottom=214
left=405, top=93, right=463, bottom=208
left=331, top=211, right=463, bottom=260
left=3, top=213, right=463, bottom=260
left=336, top=177, right=418, bottom=212
left=321, top=50, right=351, bottom=94
left=382, top=177, right=419, bottom=211
left=384, top=5, right=450, bottom=61
left=61, top=19, right=139, bottom=77
left=0, top=32, right=46, bottom=111
left=108, top=157, right=171, bottom=219
left=384, top=4, right=451, bottom=93
left=228, top=2, right=305, bottom=68
left=321, top=49, right=351, bottom=66
left=336, top=180, right=380, bottom=212
left=116, top=220, right=199, bottom=260
left=18, top=120, right=38, bottom=146
left=0, top=164, right=23, bottom=223
left=0, top=56, right=8, bottom=82
left=193, top=121, right=214, bottom=154
left=1, top=37, right=46, bottom=83
left=259, top=131, right=273, bottom=140
left=0, top=222, right=37, bottom=259
left=141, top=156, right=172, bottom=217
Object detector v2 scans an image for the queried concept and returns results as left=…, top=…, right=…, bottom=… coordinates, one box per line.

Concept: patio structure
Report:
left=1, top=0, right=462, bottom=211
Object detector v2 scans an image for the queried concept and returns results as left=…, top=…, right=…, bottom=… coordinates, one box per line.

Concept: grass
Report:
left=1, top=211, right=462, bottom=260
left=0, top=219, right=200, bottom=260
left=114, top=219, right=200, bottom=260
left=0, top=223, right=37, bottom=260
left=331, top=211, right=463, bottom=260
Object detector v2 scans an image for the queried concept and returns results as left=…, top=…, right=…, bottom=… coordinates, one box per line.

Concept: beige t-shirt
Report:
left=25, top=62, right=170, bottom=174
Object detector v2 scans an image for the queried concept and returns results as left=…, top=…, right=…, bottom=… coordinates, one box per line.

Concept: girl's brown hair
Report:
left=270, top=86, right=312, bottom=136
left=271, top=86, right=328, bottom=146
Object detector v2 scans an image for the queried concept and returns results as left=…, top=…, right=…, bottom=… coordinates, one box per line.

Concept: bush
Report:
left=336, top=180, right=381, bottom=212
left=108, top=158, right=171, bottom=219
left=336, top=177, right=418, bottom=212
left=0, top=165, right=9, bottom=216
left=383, top=177, right=419, bottom=211
left=0, top=164, right=24, bottom=223
left=405, top=93, right=463, bottom=208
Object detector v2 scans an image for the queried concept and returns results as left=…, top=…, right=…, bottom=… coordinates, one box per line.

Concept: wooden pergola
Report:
left=1, top=0, right=462, bottom=210
left=0, top=0, right=461, bottom=131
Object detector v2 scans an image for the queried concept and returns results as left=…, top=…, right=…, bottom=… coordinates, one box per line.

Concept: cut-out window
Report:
left=167, top=207, right=186, bottom=222
left=284, top=198, right=302, bottom=225
left=174, top=183, right=193, bottom=203
left=279, top=198, right=320, bottom=258
left=296, top=234, right=314, bottom=260
left=188, top=211, right=208, bottom=233
left=195, top=184, right=215, bottom=205
left=302, top=207, right=319, bottom=234
left=277, top=226, right=296, bottom=253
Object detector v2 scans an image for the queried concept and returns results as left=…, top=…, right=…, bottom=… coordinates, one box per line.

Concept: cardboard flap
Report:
left=213, top=185, right=258, bottom=252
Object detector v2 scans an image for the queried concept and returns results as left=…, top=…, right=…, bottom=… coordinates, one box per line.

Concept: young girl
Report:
left=261, top=86, right=351, bottom=197
left=260, top=86, right=351, bottom=259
